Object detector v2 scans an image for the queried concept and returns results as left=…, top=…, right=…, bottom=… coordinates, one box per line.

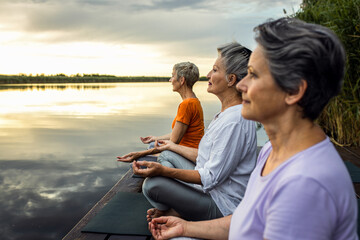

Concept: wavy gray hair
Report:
left=217, top=42, right=252, bottom=83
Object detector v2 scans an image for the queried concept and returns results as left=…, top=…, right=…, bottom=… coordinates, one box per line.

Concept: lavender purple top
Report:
left=229, top=137, right=358, bottom=240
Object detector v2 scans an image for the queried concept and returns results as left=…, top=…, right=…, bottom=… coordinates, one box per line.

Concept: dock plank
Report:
left=62, top=169, right=144, bottom=240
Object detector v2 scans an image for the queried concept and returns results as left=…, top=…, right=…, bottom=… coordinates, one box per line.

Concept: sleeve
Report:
left=175, top=101, right=192, bottom=125
left=198, top=119, right=254, bottom=192
left=264, top=177, right=337, bottom=240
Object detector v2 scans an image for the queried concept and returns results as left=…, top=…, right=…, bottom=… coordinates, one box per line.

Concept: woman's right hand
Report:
left=154, top=140, right=174, bottom=151
left=149, top=216, right=186, bottom=240
left=117, top=152, right=142, bottom=162
left=140, top=136, right=156, bottom=144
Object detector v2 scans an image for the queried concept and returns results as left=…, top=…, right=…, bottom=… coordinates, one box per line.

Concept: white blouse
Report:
left=195, top=104, right=257, bottom=216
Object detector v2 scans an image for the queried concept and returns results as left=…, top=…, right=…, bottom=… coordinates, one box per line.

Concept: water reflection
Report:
left=0, top=83, right=216, bottom=122
left=0, top=82, right=267, bottom=239
left=0, top=82, right=221, bottom=239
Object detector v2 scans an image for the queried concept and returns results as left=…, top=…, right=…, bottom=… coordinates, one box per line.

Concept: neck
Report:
left=179, top=86, right=196, bottom=100
left=264, top=109, right=326, bottom=164
left=218, top=90, right=242, bottom=112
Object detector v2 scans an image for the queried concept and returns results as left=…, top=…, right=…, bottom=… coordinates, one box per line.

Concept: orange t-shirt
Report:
left=171, top=98, right=204, bottom=148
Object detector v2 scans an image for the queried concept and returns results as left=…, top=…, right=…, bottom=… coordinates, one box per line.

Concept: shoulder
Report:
left=221, top=105, right=256, bottom=131
left=273, top=138, right=353, bottom=201
left=257, top=139, right=357, bottom=239
left=220, top=104, right=243, bottom=122
left=207, top=105, right=254, bottom=137
left=179, top=98, right=201, bottom=108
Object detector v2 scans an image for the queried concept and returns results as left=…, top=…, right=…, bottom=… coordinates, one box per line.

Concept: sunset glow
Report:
left=0, top=0, right=302, bottom=77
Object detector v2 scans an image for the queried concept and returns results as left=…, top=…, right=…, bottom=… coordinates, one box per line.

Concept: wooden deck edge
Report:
left=336, top=146, right=360, bottom=167
left=62, top=169, right=145, bottom=240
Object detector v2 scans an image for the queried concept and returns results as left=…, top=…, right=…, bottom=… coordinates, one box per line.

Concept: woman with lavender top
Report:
left=148, top=17, right=358, bottom=240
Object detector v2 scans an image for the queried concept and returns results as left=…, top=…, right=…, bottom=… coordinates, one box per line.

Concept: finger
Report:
left=157, top=139, right=165, bottom=144
left=120, top=153, right=133, bottom=158
left=152, top=216, right=168, bottom=224
left=132, top=161, right=140, bottom=171
left=149, top=222, right=159, bottom=239
left=117, top=157, right=131, bottom=162
left=154, top=147, right=164, bottom=152
left=136, top=160, right=152, bottom=167
left=149, top=222, right=155, bottom=236
left=155, top=227, right=163, bottom=240
left=133, top=167, right=149, bottom=176
left=148, top=221, right=152, bottom=231
left=132, top=161, right=148, bottom=175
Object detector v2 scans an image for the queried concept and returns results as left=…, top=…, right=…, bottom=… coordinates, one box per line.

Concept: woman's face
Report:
left=236, top=46, right=287, bottom=123
left=206, top=56, right=228, bottom=96
left=169, top=68, right=181, bottom=92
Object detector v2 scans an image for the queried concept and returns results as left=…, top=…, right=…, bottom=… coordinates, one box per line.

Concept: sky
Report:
left=0, top=0, right=302, bottom=77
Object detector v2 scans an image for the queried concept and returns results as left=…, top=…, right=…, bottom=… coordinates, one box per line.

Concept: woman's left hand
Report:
left=117, top=152, right=142, bottom=162
left=132, top=160, right=163, bottom=177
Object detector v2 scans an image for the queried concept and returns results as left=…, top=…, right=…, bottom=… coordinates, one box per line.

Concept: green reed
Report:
left=293, top=0, right=360, bottom=146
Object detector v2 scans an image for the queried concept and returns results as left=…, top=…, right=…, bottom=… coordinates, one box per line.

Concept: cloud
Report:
left=130, top=0, right=209, bottom=11
left=0, top=0, right=301, bottom=50
left=0, top=0, right=301, bottom=75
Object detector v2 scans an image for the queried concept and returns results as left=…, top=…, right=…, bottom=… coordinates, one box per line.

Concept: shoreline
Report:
left=0, top=75, right=208, bottom=84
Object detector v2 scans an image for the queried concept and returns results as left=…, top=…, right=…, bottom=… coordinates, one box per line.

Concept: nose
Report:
left=169, top=77, right=172, bottom=82
left=236, top=75, right=248, bottom=93
left=206, top=70, right=212, bottom=79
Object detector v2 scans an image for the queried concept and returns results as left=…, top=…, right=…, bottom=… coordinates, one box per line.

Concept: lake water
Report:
left=0, top=82, right=268, bottom=240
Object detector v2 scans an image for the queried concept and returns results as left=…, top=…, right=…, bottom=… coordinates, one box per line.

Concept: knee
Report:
left=157, top=150, right=172, bottom=163
left=142, top=176, right=164, bottom=198
left=157, top=151, right=175, bottom=167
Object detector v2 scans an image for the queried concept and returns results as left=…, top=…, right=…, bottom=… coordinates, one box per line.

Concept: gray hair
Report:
left=173, top=62, right=199, bottom=88
left=217, top=42, right=252, bottom=83
left=254, top=17, right=345, bottom=120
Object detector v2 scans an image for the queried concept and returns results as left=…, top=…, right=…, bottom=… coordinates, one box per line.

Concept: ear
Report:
left=285, top=79, right=307, bottom=105
left=227, top=74, right=237, bottom=87
left=179, top=76, right=186, bottom=86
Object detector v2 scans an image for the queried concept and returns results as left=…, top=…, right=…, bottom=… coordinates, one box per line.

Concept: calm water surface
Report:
left=0, top=82, right=268, bottom=240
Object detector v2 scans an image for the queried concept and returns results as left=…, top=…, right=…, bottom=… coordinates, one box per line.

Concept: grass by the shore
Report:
left=293, top=0, right=360, bottom=147
left=0, top=74, right=208, bottom=84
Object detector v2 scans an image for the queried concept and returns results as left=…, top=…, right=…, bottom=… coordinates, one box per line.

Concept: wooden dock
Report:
left=336, top=146, right=360, bottom=197
left=63, top=146, right=360, bottom=240
left=62, top=169, right=147, bottom=240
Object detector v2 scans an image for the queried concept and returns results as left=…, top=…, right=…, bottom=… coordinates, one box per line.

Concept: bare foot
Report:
left=146, top=208, right=181, bottom=222
left=146, top=208, right=164, bottom=222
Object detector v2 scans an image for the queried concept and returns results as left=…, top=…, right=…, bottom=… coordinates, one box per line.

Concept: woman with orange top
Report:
left=117, top=62, right=204, bottom=162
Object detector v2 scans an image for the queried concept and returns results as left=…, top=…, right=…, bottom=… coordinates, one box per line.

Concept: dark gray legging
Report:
left=142, top=150, right=223, bottom=221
